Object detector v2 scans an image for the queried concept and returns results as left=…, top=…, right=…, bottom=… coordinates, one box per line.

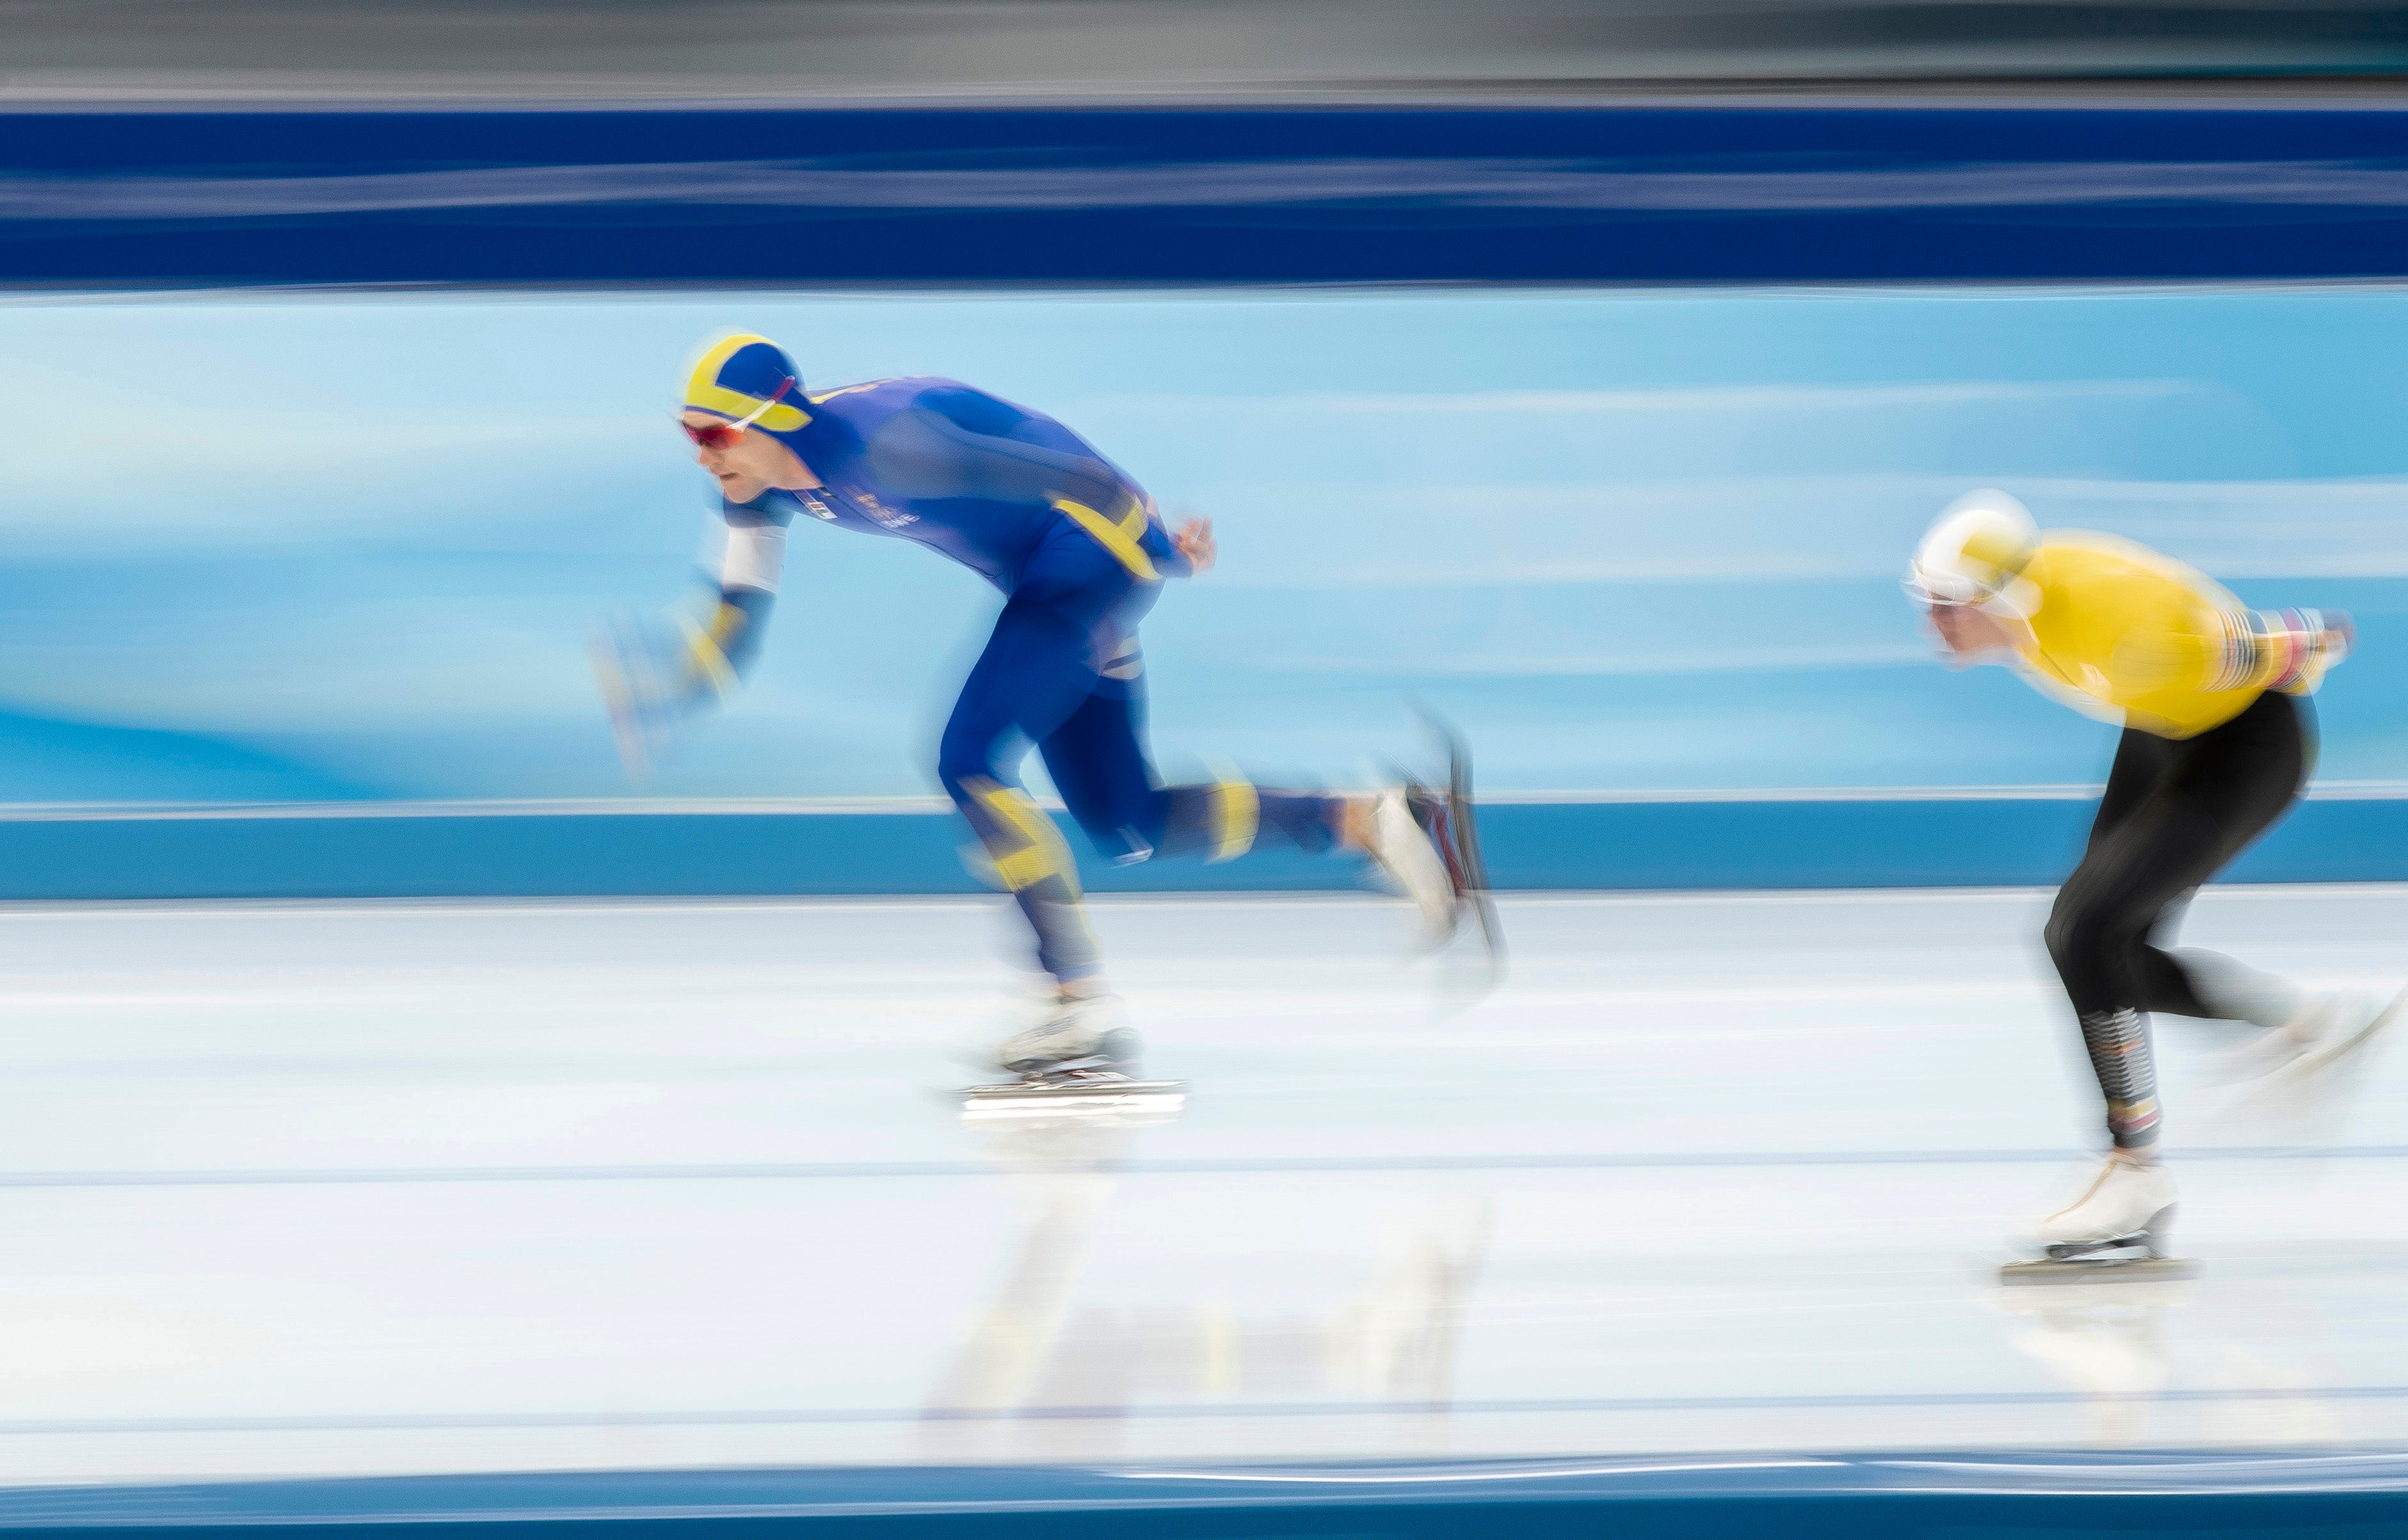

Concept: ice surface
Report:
left=0, top=887, right=2400, bottom=1484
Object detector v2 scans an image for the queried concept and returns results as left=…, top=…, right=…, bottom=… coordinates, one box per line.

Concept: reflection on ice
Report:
left=924, top=1113, right=1493, bottom=1460
left=1996, top=1279, right=2192, bottom=1445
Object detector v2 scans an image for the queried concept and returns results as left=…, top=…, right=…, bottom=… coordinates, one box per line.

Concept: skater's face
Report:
left=682, top=411, right=813, bottom=501
left=1925, top=600, right=2021, bottom=666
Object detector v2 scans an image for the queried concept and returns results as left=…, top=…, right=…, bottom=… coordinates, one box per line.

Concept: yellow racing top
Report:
left=2011, top=533, right=2332, bottom=740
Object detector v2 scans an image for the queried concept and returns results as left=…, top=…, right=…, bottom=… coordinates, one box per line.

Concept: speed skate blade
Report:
left=1413, top=705, right=1505, bottom=978
left=1999, top=1256, right=2200, bottom=1285
left=960, top=1079, right=1187, bottom=1121
left=2288, top=985, right=2407, bottom=1081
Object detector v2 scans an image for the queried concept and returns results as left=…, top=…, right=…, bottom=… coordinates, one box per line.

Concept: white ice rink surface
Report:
left=1, top=886, right=2405, bottom=1486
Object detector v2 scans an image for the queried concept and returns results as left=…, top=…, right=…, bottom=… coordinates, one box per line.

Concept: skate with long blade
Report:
left=959, top=1025, right=1185, bottom=1124
left=1999, top=1255, right=2201, bottom=1285
left=2221, top=986, right=2407, bottom=1141
left=1414, top=707, right=1504, bottom=983
left=2271, top=985, right=2405, bottom=1087
left=959, top=1072, right=1188, bottom=1124
left=2000, top=1199, right=2199, bottom=1285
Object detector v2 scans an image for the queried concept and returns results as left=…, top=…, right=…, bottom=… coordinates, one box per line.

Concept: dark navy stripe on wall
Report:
left=15, top=107, right=2408, bottom=285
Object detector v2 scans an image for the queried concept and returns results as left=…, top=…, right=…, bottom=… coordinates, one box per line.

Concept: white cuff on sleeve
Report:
left=723, top=523, right=789, bottom=594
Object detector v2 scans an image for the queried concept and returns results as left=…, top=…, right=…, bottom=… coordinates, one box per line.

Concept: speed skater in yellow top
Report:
left=598, top=332, right=1495, bottom=1105
left=1908, top=490, right=2400, bottom=1276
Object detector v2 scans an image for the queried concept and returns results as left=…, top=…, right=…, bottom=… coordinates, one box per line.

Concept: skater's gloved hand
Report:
left=593, top=587, right=775, bottom=778
left=668, top=587, right=776, bottom=704
left=673, top=600, right=745, bottom=700
left=2321, top=609, right=2355, bottom=661
left=2254, top=607, right=2352, bottom=693
left=1172, top=515, right=1216, bottom=576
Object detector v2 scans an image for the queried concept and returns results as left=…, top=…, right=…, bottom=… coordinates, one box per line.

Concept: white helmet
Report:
left=1906, top=490, right=2038, bottom=608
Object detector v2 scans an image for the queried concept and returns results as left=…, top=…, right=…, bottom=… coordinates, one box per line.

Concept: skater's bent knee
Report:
left=2044, top=898, right=2152, bottom=986
left=935, top=739, right=1000, bottom=801
left=2045, top=897, right=2110, bottom=963
left=2041, top=904, right=2080, bottom=965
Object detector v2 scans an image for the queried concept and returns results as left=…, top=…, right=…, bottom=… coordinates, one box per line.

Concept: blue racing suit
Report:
left=711, top=376, right=1342, bottom=982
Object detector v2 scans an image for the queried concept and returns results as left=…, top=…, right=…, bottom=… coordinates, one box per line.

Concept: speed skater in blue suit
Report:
left=600, top=332, right=1481, bottom=1091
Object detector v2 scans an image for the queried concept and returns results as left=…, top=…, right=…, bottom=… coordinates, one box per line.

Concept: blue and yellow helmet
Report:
left=682, top=332, right=810, bottom=438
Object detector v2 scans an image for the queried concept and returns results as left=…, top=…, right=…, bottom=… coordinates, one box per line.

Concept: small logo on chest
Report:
left=846, top=486, right=919, bottom=531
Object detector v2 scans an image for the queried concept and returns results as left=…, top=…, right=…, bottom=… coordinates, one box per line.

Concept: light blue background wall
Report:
left=4, top=286, right=2407, bottom=805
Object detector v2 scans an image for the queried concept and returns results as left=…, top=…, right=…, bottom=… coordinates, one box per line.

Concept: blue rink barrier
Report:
left=0, top=791, right=2402, bottom=898
left=3, top=1453, right=2406, bottom=1538
left=20, top=105, right=2408, bottom=285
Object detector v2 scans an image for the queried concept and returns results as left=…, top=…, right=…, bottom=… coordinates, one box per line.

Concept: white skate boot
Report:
left=2002, top=1155, right=2194, bottom=1284
left=962, top=991, right=1185, bottom=1122
left=993, top=991, right=1132, bottom=1076
left=2246, top=987, right=2406, bottom=1091
left=2215, top=991, right=2347, bottom=1086
left=1361, top=786, right=1460, bottom=947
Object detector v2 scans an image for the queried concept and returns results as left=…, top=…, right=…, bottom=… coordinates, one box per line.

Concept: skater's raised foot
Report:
left=2251, top=986, right=2407, bottom=1091
left=2021, top=1153, right=2179, bottom=1263
left=1351, top=785, right=1460, bottom=946
left=2213, top=988, right=2369, bottom=1085
left=2212, top=994, right=2338, bottom=1087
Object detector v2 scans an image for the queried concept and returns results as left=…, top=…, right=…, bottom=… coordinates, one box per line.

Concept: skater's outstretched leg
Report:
left=2167, top=947, right=2405, bottom=1090
left=1038, top=675, right=1350, bottom=868
left=1039, top=670, right=1466, bottom=945
left=1151, top=776, right=1456, bottom=942
left=2071, top=695, right=2388, bottom=1094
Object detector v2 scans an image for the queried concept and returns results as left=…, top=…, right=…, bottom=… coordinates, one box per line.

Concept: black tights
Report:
left=2044, top=689, right=2311, bottom=1147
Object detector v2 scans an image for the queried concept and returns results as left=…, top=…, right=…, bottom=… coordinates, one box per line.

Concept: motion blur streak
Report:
left=7, top=0, right=2408, bottom=1529
left=38, top=159, right=2408, bottom=221
left=11, top=0, right=2408, bottom=99
left=3, top=288, right=2408, bottom=810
